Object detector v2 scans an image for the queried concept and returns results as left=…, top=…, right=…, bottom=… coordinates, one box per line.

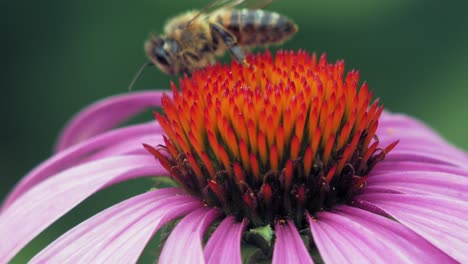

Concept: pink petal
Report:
left=378, top=112, right=468, bottom=166
left=385, top=149, right=468, bottom=169
left=364, top=170, right=468, bottom=199
left=2, top=123, right=162, bottom=210
left=159, top=207, right=221, bottom=264
left=0, top=155, right=165, bottom=262
left=309, top=206, right=454, bottom=264
left=55, top=91, right=166, bottom=151
left=378, top=112, right=444, bottom=141
left=356, top=193, right=468, bottom=263
left=272, top=220, right=313, bottom=264
left=379, top=112, right=445, bottom=136
left=204, top=216, right=246, bottom=264
left=372, top=161, right=468, bottom=176
left=31, top=188, right=202, bottom=263
left=389, top=141, right=468, bottom=159
left=80, top=134, right=163, bottom=162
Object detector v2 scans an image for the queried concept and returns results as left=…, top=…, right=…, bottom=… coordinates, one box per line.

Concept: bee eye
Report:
left=156, top=54, right=169, bottom=66
left=153, top=46, right=170, bottom=66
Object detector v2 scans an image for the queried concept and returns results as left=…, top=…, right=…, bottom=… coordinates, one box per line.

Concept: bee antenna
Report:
left=128, top=62, right=154, bottom=91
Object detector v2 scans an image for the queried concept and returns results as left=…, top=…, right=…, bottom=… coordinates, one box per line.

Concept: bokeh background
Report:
left=2, top=0, right=468, bottom=261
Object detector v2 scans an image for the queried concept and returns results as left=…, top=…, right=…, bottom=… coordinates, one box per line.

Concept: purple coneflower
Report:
left=1, top=50, right=468, bottom=263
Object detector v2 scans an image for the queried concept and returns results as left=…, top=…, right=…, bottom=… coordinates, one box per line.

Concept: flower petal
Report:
left=365, top=169, right=468, bottom=199
left=30, top=188, right=202, bottom=263
left=159, top=207, right=221, bottom=264
left=379, top=112, right=446, bottom=141
left=2, top=123, right=162, bottom=210
left=308, top=206, right=454, bottom=264
left=204, top=216, right=246, bottom=264
left=378, top=112, right=468, bottom=167
left=272, top=220, right=313, bottom=264
left=356, top=193, right=468, bottom=263
left=0, top=155, right=164, bottom=262
left=81, top=134, right=163, bottom=162
left=384, top=149, right=468, bottom=169
left=55, top=91, right=166, bottom=151
left=372, top=161, right=468, bottom=176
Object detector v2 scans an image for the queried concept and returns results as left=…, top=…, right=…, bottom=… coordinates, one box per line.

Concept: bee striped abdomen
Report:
left=215, top=9, right=297, bottom=46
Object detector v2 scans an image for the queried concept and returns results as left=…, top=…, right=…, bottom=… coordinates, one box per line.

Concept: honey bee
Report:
left=145, top=0, right=298, bottom=76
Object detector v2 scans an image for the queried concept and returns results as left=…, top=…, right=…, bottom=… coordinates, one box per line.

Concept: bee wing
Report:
left=186, top=0, right=271, bottom=27
left=211, top=0, right=272, bottom=10
left=234, top=0, right=272, bottom=9
left=215, top=0, right=247, bottom=9
left=186, top=0, right=235, bottom=27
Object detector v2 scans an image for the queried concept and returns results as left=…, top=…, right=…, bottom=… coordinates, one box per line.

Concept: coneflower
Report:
left=1, top=50, right=467, bottom=263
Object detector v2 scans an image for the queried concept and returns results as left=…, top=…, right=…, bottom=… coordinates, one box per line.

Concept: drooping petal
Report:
left=384, top=149, right=468, bottom=169
left=159, top=207, right=221, bottom=264
left=30, top=188, right=203, bottom=263
left=379, top=112, right=446, bottom=141
left=378, top=112, right=468, bottom=167
left=364, top=169, right=468, bottom=199
left=55, top=91, right=166, bottom=151
left=308, top=206, right=454, bottom=264
left=356, top=193, right=468, bottom=263
left=81, top=134, right=163, bottom=162
left=2, top=123, right=162, bottom=210
left=372, top=161, right=468, bottom=177
left=204, top=216, right=246, bottom=264
left=0, top=155, right=165, bottom=262
left=272, top=220, right=313, bottom=264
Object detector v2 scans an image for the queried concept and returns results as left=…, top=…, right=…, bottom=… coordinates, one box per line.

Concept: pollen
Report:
left=146, top=50, right=398, bottom=227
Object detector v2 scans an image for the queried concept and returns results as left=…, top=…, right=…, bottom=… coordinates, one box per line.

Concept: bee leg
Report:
left=183, top=68, right=192, bottom=77
left=210, top=23, right=248, bottom=65
left=242, top=47, right=252, bottom=57
left=230, top=46, right=248, bottom=66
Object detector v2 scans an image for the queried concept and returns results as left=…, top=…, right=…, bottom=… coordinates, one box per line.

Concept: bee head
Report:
left=145, top=36, right=181, bottom=75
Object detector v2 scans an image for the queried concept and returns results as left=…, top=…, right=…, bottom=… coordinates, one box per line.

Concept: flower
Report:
left=1, top=50, right=468, bottom=263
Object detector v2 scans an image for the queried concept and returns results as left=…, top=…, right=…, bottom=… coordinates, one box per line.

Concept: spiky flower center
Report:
left=145, top=50, right=397, bottom=228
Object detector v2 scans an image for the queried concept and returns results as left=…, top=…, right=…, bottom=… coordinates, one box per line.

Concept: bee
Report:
left=145, top=0, right=298, bottom=76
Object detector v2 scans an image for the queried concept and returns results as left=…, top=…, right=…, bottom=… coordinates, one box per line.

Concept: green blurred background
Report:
left=2, top=0, right=468, bottom=261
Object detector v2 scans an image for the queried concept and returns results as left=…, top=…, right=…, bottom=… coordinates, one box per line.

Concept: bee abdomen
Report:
left=217, top=9, right=297, bottom=46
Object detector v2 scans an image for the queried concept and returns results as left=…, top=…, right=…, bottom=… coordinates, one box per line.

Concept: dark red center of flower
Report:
left=145, top=50, right=397, bottom=228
